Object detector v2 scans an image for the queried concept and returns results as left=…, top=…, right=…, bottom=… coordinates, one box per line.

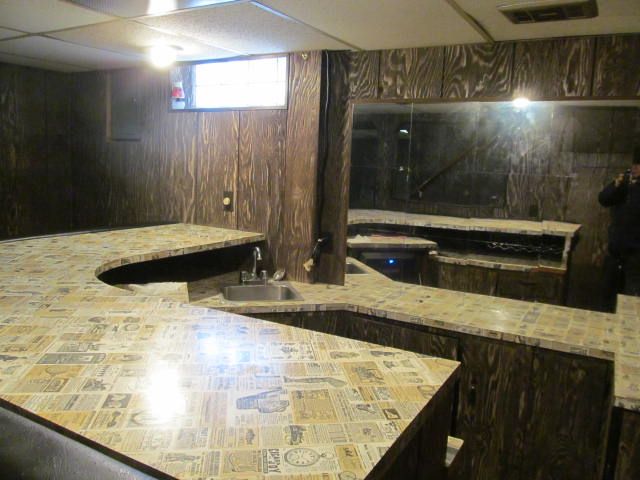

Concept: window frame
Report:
left=168, top=53, right=289, bottom=113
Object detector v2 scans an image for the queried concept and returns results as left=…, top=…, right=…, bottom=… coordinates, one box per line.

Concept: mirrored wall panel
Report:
left=349, top=100, right=640, bottom=219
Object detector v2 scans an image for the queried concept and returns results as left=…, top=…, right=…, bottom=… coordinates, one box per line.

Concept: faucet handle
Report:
left=240, top=271, right=250, bottom=284
left=260, top=270, right=268, bottom=284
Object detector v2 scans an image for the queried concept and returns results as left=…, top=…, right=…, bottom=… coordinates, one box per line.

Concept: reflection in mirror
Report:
left=348, top=99, right=640, bottom=306
left=350, top=100, right=640, bottom=216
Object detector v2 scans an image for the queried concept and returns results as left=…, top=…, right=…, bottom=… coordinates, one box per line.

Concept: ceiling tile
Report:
left=255, top=0, right=484, bottom=49
left=138, top=2, right=350, bottom=54
left=0, top=27, right=26, bottom=40
left=50, top=19, right=239, bottom=61
left=455, top=0, right=640, bottom=41
left=0, top=51, right=88, bottom=71
left=67, top=0, right=244, bottom=18
left=0, top=0, right=115, bottom=33
left=0, top=36, right=140, bottom=70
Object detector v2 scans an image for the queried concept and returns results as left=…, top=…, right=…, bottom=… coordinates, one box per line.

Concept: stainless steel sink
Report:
left=221, top=282, right=303, bottom=302
left=346, top=262, right=367, bottom=274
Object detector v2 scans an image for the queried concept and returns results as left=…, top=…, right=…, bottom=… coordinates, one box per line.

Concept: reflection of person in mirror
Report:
left=599, top=147, right=640, bottom=311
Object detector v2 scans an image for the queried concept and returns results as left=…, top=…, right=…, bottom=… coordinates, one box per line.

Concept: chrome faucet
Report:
left=252, top=246, right=262, bottom=278
left=241, top=247, right=267, bottom=285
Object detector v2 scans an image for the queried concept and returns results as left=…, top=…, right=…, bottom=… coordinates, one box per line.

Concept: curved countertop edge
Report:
left=0, top=224, right=461, bottom=480
left=94, top=232, right=267, bottom=277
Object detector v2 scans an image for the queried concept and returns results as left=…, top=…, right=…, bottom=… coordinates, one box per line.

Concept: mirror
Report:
left=349, top=99, right=640, bottom=217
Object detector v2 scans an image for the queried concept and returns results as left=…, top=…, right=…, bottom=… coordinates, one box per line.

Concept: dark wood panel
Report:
left=455, top=336, right=533, bottom=480
left=196, top=111, right=238, bottom=228
left=0, top=63, right=72, bottom=240
left=496, top=270, right=565, bottom=305
left=593, top=34, right=640, bottom=97
left=237, top=109, right=286, bottom=272
left=433, top=262, right=499, bottom=296
left=442, top=42, right=514, bottom=99
left=0, top=63, right=19, bottom=239
left=70, top=71, right=109, bottom=229
left=512, top=37, right=595, bottom=98
left=349, top=50, right=380, bottom=99
left=521, top=349, right=612, bottom=480
left=393, top=326, right=458, bottom=360
left=44, top=72, right=72, bottom=235
left=614, top=410, right=640, bottom=480
left=282, top=51, right=322, bottom=282
left=317, top=51, right=351, bottom=285
left=379, top=47, right=444, bottom=99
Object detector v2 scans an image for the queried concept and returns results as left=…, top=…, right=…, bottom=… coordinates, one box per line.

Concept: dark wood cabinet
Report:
left=611, top=410, right=640, bottom=480
left=442, top=43, right=514, bottom=99
left=496, top=270, right=565, bottom=305
left=521, top=348, right=612, bottom=480
left=379, top=47, right=444, bottom=100
left=512, top=37, right=595, bottom=99
left=454, top=336, right=533, bottom=480
left=593, top=35, right=640, bottom=98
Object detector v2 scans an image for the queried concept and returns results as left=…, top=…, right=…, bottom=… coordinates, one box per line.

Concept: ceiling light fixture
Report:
left=148, top=45, right=181, bottom=69
left=513, top=97, right=531, bottom=109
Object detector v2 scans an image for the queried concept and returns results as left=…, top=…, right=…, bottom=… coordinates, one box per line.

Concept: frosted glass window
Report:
left=194, top=56, right=287, bottom=109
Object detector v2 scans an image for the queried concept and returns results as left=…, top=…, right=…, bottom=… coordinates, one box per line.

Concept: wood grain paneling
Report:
left=455, top=336, right=533, bottom=480
left=282, top=51, right=322, bottom=282
left=317, top=51, right=351, bottom=285
left=393, top=326, right=458, bottom=360
left=512, top=37, right=595, bottom=98
left=614, top=410, right=640, bottom=480
left=379, top=47, right=444, bottom=100
left=521, top=349, right=612, bottom=480
left=593, top=34, right=640, bottom=97
left=0, top=63, right=72, bottom=240
left=432, top=262, right=499, bottom=296
left=237, top=109, right=286, bottom=271
left=442, top=42, right=514, bottom=99
left=349, top=50, right=380, bottom=99
left=196, top=111, right=238, bottom=228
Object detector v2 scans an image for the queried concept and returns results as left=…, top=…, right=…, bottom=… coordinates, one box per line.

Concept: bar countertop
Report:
left=191, top=260, right=640, bottom=413
left=0, top=224, right=460, bottom=480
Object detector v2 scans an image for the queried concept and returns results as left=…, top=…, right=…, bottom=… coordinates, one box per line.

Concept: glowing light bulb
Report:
left=512, top=97, right=530, bottom=109
left=148, top=45, right=178, bottom=69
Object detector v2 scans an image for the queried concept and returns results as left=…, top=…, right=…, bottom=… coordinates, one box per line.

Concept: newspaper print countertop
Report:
left=0, top=224, right=460, bottom=480
left=348, top=209, right=582, bottom=238
left=191, top=259, right=640, bottom=413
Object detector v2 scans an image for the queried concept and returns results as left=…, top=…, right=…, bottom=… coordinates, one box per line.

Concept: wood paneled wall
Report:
left=0, top=63, right=72, bottom=239
left=324, top=33, right=640, bottom=309
left=69, top=52, right=323, bottom=282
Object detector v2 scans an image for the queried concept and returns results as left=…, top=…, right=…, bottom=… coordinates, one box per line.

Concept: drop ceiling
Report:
left=0, top=0, right=637, bottom=72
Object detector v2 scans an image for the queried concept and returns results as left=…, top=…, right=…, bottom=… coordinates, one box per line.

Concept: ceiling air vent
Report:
left=498, top=0, right=598, bottom=24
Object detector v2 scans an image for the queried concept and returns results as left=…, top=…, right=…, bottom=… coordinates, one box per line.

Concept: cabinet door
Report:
left=454, top=335, right=533, bottom=480
left=521, top=348, right=613, bottom=480
left=614, top=410, right=640, bottom=480
left=436, top=262, right=498, bottom=296
left=393, top=325, right=458, bottom=360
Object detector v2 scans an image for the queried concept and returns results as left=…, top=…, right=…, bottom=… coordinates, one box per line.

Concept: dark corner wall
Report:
left=0, top=63, right=72, bottom=238
left=322, top=34, right=640, bottom=310
left=0, top=52, right=326, bottom=284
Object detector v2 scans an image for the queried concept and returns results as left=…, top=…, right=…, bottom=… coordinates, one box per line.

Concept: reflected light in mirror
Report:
left=145, top=366, right=185, bottom=423
left=512, top=97, right=531, bottom=109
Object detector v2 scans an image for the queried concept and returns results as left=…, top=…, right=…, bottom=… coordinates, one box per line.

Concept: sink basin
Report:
left=346, top=262, right=367, bottom=274
left=221, top=283, right=303, bottom=302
